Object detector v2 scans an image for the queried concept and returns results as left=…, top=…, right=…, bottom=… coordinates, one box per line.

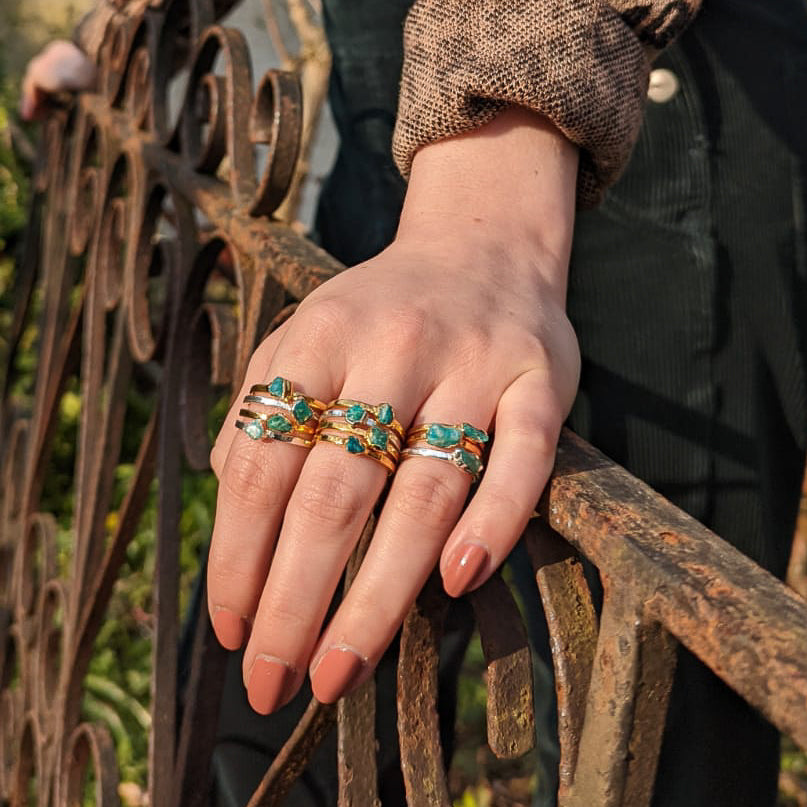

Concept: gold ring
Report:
left=235, top=412, right=316, bottom=448
left=400, top=421, right=489, bottom=481
left=315, top=398, right=402, bottom=473
left=316, top=432, right=398, bottom=474
left=324, top=399, right=405, bottom=441
left=247, top=376, right=326, bottom=430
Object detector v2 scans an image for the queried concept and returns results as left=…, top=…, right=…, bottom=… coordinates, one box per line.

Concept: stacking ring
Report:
left=314, top=399, right=403, bottom=474
left=400, top=422, right=489, bottom=481
left=235, top=376, right=326, bottom=447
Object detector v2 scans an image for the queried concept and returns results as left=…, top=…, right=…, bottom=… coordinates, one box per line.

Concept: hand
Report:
left=20, top=41, right=95, bottom=121
left=207, top=107, right=580, bottom=713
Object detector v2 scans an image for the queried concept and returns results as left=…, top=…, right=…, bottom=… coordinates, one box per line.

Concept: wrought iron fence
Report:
left=0, top=2, right=806, bottom=805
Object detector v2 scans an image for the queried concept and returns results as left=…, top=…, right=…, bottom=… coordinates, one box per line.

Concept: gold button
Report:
left=647, top=68, right=680, bottom=103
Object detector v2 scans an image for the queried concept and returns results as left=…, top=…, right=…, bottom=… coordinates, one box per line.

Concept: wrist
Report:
left=395, top=106, right=578, bottom=303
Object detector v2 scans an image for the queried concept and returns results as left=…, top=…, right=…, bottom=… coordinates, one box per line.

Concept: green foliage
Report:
left=0, top=81, right=28, bottom=251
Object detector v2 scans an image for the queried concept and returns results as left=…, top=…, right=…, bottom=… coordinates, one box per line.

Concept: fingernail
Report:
left=443, top=543, right=489, bottom=597
left=212, top=608, right=248, bottom=650
left=311, top=646, right=365, bottom=703
left=247, top=656, right=295, bottom=715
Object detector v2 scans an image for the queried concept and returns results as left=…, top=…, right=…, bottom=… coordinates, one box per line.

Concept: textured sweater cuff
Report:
left=393, top=0, right=659, bottom=208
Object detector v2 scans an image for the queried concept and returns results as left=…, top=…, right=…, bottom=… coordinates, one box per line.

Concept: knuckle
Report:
left=220, top=447, right=285, bottom=511
left=391, top=468, right=462, bottom=530
left=381, top=306, right=430, bottom=353
left=297, top=298, right=351, bottom=345
left=293, top=467, right=366, bottom=531
left=475, top=482, right=526, bottom=522
left=510, top=419, right=560, bottom=458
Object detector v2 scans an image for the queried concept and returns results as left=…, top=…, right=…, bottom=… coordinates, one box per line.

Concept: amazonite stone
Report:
left=292, top=399, right=314, bottom=423
left=346, top=436, right=365, bottom=454
left=426, top=424, right=461, bottom=448
left=369, top=426, right=388, bottom=451
left=268, top=376, right=288, bottom=398
left=377, top=403, right=394, bottom=425
left=243, top=420, right=264, bottom=440
left=346, top=404, right=365, bottom=424
left=267, top=414, right=292, bottom=433
left=457, top=448, right=482, bottom=476
left=462, top=423, right=489, bottom=444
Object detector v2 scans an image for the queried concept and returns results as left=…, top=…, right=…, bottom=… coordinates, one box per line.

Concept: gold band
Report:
left=317, top=419, right=402, bottom=453
left=401, top=421, right=489, bottom=481
left=316, top=431, right=398, bottom=474
left=315, top=398, right=402, bottom=473
left=246, top=376, right=326, bottom=430
left=406, top=422, right=489, bottom=449
left=324, top=399, right=405, bottom=441
left=235, top=416, right=316, bottom=448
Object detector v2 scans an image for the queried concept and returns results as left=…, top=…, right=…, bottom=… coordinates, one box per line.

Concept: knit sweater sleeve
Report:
left=392, top=0, right=702, bottom=207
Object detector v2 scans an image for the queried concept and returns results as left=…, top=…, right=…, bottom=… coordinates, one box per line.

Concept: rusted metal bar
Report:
left=337, top=518, right=381, bottom=807
left=247, top=698, right=338, bottom=807
left=543, top=430, right=807, bottom=751
left=469, top=572, right=535, bottom=759
left=397, top=574, right=451, bottom=807
left=525, top=520, right=597, bottom=796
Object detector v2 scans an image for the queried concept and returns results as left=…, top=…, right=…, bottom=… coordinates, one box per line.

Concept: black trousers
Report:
left=566, top=3, right=807, bottom=803
left=211, top=0, right=807, bottom=803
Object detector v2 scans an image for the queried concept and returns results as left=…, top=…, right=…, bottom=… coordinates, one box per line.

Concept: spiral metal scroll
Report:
left=0, top=2, right=540, bottom=804
left=4, top=2, right=806, bottom=807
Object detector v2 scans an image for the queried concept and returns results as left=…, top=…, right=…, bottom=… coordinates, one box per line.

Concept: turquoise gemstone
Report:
left=377, top=403, right=394, bottom=425
left=268, top=376, right=288, bottom=398
left=457, top=448, right=482, bottom=476
left=292, top=399, right=314, bottom=423
left=243, top=420, right=264, bottom=440
left=369, top=426, right=388, bottom=451
left=346, top=436, right=365, bottom=454
left=267, top=414, right=292, bottom=433
left=345, top=404, right=365, bottom=424
left=427, top=424, right=462, bottom=448
left=462, top=423, right=489, bottom=444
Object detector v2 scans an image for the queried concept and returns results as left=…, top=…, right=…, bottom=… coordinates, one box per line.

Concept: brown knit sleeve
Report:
left=392, top=0, right=702, bottom=207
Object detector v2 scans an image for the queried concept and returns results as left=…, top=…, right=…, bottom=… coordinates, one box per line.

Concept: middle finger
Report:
left=241, top=375, right=420, bottom=714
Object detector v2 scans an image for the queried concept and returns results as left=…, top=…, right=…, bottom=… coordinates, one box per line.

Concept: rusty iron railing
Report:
left=1, top=3, right=806, bottom=806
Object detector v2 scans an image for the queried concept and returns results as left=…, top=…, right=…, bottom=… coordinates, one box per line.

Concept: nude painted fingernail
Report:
left=247, top=656, right=295, bottom=715
left=311, top=647, right=365, bottom=703
left=212, top=608, right=248, bottom=650
left=443, top=544, right=489, bottom=597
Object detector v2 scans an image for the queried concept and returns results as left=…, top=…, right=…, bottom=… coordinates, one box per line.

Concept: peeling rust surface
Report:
left=338, top=517, right=381, bottom=807
left=470, top=571, right=535, bottom=759
left=525, top=519, right=597, bottom=796
left=397, top=574, right=451, bottom=807
left=544, top=430, right=807, bottom=751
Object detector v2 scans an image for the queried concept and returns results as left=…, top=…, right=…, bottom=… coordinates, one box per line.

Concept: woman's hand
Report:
left=20, top=41, right=95, bottom=121
left=207, top=107, right=580, bottom=713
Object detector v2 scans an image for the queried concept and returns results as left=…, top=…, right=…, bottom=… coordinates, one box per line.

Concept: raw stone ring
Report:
left=314, top=398, right=403, bottom=474
left=400, top=422, right=489, bottom=481
left=235, top=376, right=326, bottom=446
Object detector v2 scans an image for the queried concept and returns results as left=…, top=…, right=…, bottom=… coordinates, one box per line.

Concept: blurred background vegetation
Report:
left=0, top=2, right=805, bottom=806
